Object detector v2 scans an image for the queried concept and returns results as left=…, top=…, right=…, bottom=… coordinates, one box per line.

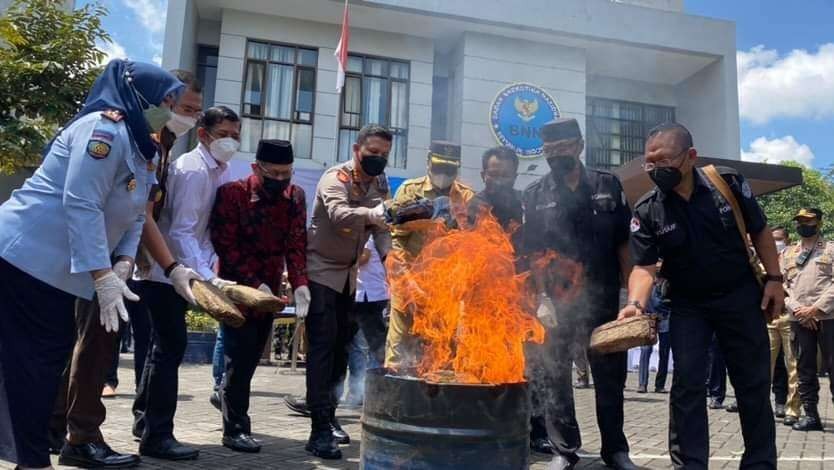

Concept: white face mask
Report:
left=165, top=112, right=197, bottom=137
left=209, top=137, right=240, bottom=163
left=430, top=172, right=455, bottom=190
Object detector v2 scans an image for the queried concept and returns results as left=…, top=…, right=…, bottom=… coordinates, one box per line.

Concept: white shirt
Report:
left=356, top=236, right=389, bottom=302
left=149, top=143, right=230, bottom=283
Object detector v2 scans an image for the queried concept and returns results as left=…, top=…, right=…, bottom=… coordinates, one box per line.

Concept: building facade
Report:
left=162, top=0, right=740, bottom=189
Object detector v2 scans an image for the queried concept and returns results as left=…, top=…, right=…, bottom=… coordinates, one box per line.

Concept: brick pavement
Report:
left=2, top=355, right=831, bottom=470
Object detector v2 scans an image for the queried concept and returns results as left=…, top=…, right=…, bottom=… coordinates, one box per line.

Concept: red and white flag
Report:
left=334, top=0, right=350, bottom=92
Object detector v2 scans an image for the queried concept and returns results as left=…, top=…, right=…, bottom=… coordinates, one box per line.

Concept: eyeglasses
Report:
left=257, top=163, right=293, bottom=180
left=642, top=148, right=689, bottom=171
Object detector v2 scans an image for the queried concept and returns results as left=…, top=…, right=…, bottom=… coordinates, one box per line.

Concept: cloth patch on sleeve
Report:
left=87, top=139, right=112, bottom=159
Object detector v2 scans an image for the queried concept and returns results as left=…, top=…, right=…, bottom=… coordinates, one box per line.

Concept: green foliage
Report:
left=185, top=309, right=219, bottom=333
left=758, top=161, right=834, bottom=239
left=0, top=0, right=109, bottom=175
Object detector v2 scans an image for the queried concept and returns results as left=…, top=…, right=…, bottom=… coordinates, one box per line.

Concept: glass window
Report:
left=337, top=55, right=410, bottom=168
left=196, top=46, right=219, bottom=110
left=240, top=41, right=318, bottom=155
left=586, top=97, right=674, bottom=170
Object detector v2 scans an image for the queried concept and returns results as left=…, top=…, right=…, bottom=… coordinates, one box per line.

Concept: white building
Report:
left=162, top=0, right=751, bottom=193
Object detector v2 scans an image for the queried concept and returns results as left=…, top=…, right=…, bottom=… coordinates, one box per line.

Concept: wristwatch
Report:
left=765, top=274, right=784, bottom=283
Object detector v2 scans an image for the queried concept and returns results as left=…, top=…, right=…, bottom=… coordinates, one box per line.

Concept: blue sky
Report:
left=84, top=0, right=834, bottom=170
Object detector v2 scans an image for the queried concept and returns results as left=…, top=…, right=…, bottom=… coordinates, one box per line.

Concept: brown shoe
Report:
left=102, top=385, right=117, bottom=398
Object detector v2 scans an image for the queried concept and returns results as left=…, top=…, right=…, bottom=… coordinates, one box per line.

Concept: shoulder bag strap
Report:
left=702, top=165, right=750, bottom=250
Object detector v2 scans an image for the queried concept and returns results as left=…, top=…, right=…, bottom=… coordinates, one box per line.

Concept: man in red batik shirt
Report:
left=209, top=139, right=309, bottom=453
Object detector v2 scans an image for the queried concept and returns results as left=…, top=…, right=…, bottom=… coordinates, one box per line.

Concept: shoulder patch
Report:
left=337, top=168, right=351, bottom=183
left=87, top=139, right=112, bottom=159
left=101, top=110, right=124, bottom=122
left=741, top=180, right=753, bottom=199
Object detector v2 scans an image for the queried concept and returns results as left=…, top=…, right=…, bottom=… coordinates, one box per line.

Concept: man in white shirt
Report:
left=354, top=235, right=390, bottom=367
left=131, top=106, right=240, bottom=460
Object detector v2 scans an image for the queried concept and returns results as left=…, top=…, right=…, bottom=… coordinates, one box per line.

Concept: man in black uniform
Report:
left=467, top=145, right=554, bottom=456
left=619, top=122, right=782, bottom=469
left=522, top=118, right=634, bottom=470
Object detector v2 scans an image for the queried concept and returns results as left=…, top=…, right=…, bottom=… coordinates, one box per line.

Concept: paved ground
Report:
left=3, top=355, right=832, bottom=470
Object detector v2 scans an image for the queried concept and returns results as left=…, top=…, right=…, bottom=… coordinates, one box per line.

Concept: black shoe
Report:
left=792, top=415, right=823, bottom=431
left=636, top=385, right=647, bottom=394
left=573, top=380, right=590, bottom=389
left=59, top=442, right=141, bottom=468
left=210, top=391, right=221, bottom=411
left=725, top=401, right=738, bottom=413
left=783, top=415, right=798, bottom=426
left=330, top=410, right=350, bottom=445
left=604, top=452, right=637, bottom=470
left=48, top=429, right=66, bottom=455
left=131, top=422, right=143, bottom=440
left=708, top=398, right=724, bottom=410
left=654, top=387, right=668, bottom=394
left=774, top=404, right=786, bottom=418
left=222, top=433, right=261, bottom=453
left=530, top=437, right=554, bottom=455
left=549, top=453, right=578, bottom=470
left=306, top=408, right=342, bottom=459
left=139, top=437, right=199, bottom=460
left=285, top=395, right=311, bottom=417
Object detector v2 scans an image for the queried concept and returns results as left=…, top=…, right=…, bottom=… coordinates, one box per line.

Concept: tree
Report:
left=758, top=161, right=834, bottom=239
left=0, top=0, right=109, bottom=175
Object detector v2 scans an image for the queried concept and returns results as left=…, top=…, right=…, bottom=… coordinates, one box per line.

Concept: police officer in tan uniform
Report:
left=782, top=208, right=834, bottom=431
left=384, top=141, right=475, bottom=368
left=304, top=124, right=392, bottom=459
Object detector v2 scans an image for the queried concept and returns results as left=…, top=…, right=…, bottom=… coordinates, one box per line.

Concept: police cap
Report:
left=429, top=141, right=461, bottom=167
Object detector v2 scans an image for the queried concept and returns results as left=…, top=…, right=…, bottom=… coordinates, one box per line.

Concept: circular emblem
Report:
left=490, top=82, right=561, bottom=158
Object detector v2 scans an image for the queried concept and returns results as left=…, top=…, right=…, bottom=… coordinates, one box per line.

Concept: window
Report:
left=337, top=55, right=410, bottom=168
left=240, top=41, right=318, bottom=157
left=196, top=46, right=219, bottom=111
left=586, top=98, right=675, bottom=170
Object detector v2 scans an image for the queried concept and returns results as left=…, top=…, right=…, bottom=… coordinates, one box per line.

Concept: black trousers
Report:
left=353, top=297, right=388, bottom=366
left=131, top=281, right=188, bottom=444
left=0, top=257, right=76, bottom=468
left=772, top=348, right=788, bottom=405
left=706, top=335, right=727, bottom=402
left=220, top=315, right=274, bottom=435
left=126, top=279, right=153, bottom=389
left=791, top=319, right=834, bottom=410
left=305, top=280, right=356, bottom=411
left=532, top=311, right=629, bottom=461
left=668, top=281, right=775, bottom=470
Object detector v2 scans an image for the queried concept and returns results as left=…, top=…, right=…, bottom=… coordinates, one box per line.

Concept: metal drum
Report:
left=360, top=368, right=530, bottom=470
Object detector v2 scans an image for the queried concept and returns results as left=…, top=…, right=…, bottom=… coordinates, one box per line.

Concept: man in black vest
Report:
left=620, top=122, right=782, bottom=469
left=522, top=118, right=634, bottom=470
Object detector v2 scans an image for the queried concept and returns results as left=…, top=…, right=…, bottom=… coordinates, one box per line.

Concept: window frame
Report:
left=239, top=39, right=319, bottom=157
left=337, top=53, right=411, bottom=168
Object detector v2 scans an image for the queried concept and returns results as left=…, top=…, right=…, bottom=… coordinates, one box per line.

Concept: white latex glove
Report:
left=169, top=264, right=203, bottom=305
left=210, top=277, right=237, bottom=289
left=368, top=202, right=387, bottom=226
left=257, top=283, right=273, bottom=295
left=294, top=285, right=311, bottom=319
left=536, top=295, right=558, bottom=329
left=112, top=258, right=134, bottom=282
left=95, top=271, right=139, bottom=333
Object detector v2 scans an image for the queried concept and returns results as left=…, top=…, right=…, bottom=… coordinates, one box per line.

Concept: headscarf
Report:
left=49, top=59, right=185, bottom=160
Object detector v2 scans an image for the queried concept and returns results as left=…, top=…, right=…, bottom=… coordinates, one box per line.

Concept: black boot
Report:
left=305, top=408, right=342, bottom=460
left=330, top=408, right=350, bottom=445
left=793, top=408, right=823, bottom=432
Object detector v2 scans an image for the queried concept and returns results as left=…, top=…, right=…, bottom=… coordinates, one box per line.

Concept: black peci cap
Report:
left=256, top=139, right=294, bottom=164
left=540, top=118, right=582, bottom=143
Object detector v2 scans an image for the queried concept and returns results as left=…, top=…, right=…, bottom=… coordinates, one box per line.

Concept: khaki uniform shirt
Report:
left=307, top=160, right=391, bottom=293
left=782, top=238, right=834, bottom=321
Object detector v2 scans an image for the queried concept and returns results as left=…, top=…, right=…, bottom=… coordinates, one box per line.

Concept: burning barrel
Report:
left=360, top=368, right=530, bottom=469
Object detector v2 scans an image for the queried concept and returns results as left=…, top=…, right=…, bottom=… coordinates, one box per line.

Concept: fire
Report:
left=387, top=211, right=545, bottom=384
left=530, top=250, right=584, bottom=304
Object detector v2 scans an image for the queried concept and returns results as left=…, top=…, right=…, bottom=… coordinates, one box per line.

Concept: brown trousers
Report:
left=50, top=297, right=119, bottom=444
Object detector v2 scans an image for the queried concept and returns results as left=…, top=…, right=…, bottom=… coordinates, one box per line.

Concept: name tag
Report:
left=658, top=223, right=677, bottom=235
left=536, top=201, right=557, bottom=211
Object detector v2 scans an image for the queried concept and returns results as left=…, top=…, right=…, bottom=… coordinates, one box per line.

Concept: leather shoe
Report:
left=139, top=437, right=199, bottom=460
left=708, top=398, right=724, bottom=409
left=604, top=452, right=637, bottom=470
left=636, top=385, right=647, bottom=394
left=725, top=401, right=738, bottom=413
left=783, top=415, right=798, bottom=426
left=530, top=437, right=555, bottom=454
left=59, top=442, right=140, bottom=468
left=222, top=433, right=261, bottom=453
left=331, top=413, right=350, bottom=445
left=774, top=404, right=786, bottom=418
left=210, top=391, right=221, bottom=411
left=285, top=395, right=311, bottom=417
left=654, top=387, right=667, bottom=394
left=547, top=453, right=577, bottom=470
left=792, top=415, right=823, bottom=431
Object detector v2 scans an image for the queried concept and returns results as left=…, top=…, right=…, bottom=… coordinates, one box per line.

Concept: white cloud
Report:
left=98, top=40, right=128, bottom=64
left=741, top=135, right=815, bottom=166
left=122, top=0, right=167, bottom=34
left=737, top=43, right=834, bottom=125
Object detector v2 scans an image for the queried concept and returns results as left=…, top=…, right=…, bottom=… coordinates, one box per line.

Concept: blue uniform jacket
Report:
left=0, top=111, right=155, bottom=300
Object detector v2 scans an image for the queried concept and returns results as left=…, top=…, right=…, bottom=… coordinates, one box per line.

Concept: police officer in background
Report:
left=782, top=208, right=834, bottom=432
left=619, top=122, right=782, bottom=469
left=522, top=118, right=634, bottom=470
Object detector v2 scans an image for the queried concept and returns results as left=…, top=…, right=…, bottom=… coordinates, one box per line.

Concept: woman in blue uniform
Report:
left=0, top=59, right=184, bottom=470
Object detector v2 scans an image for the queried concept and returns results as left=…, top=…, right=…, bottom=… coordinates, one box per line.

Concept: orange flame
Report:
left=387, top=211, right=545, bottom=384
left=530, top=250, right=584, bottom=304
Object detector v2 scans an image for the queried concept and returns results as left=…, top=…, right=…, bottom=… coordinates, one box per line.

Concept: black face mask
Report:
left=546, top=155, right=577, bottom=179
left=360, top=154, right=387, bottom=176
left=797, top=224, right=819, bottom=238
left=262, top=176, right=290, bottom=196
left=649, top=167, right=683, bottom=192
